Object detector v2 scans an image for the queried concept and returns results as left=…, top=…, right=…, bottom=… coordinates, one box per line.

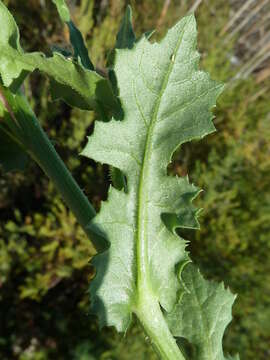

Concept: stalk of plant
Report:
left=0, top=1, right=239, bottom=359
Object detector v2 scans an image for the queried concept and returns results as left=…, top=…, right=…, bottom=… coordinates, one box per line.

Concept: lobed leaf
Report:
left=165, top=264, right=237, bottom=360
left=82, top=14, right=223, bottom=333
left=0, top=1, right=118, bottom=116
left=108, top=5, right=136, bottom=191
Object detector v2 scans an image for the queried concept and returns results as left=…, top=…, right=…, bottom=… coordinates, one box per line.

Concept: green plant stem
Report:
left=27, top=120, right=106, bottom=251
left=135, top=292, right=186, bottom=360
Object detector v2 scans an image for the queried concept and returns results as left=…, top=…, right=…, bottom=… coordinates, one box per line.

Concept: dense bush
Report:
left=0, top=1, right=269, bottom=359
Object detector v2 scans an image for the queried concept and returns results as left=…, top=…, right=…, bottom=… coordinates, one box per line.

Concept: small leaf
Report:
left=115, top=5, right=136, bottom=49
left=67, top=20, right=94, bottom=70
left=165, top=264, right=237, bottom=360
left=109, top=166, right=127, bottom=192
left=52, top=0, right=94, bottom=70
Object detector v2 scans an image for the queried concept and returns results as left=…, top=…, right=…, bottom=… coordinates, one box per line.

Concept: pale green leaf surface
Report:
left=166, top=264, right=237, bottom=360
left=52, top=0, right=70, bottom=22
left=82, top=14, right=223, bottom=332
left=0, top=1, right=117, bottom=115
left=109, top=6, right=136, bottom=191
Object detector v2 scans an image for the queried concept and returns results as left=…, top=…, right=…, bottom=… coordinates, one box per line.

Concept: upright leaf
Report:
left=66, top=21, right=94, bottom=70
left=115, top=5, right=136, bottom=49
left=165, top=264, right=237, bottom=360
left=0, top=1, right=118, bottom=116
left=52, top=0, right=94, bottom=70
left=82, top=14, right=223, bottom=332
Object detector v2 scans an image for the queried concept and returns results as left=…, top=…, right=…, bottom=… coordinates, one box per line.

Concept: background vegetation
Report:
left=0, top=0, right=269, bottom=359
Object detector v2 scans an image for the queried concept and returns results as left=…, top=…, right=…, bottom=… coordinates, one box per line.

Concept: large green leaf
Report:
left=0, top=1, right=118, bottom=116
left=165, top=264, right=237, bottom=360
left=82, top=14, right=223, bottom=333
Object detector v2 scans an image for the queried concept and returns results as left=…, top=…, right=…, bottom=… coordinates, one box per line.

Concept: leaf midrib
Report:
left=136, top=19, right=189, bottom=298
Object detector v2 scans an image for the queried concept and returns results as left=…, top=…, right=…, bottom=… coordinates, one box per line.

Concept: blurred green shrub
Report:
left=0, top=0, right=269, bottom=359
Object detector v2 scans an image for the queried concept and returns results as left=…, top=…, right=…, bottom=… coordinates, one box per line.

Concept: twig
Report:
left=157, top=0, right=171, bottom=28
left=188, top=0, right=203, bottom=13
left=226, top=0, right=270, bottom=41
left=256, top=66, right=270, bottom=82
left=249, top=86, right=268, bottom=101
left=238, top=12, right=270, bottom=44
left=242, top=50, right=270, bottom=78
left=235, top=42, right=270, bottom=79
left=250, top=31, right=270, bottom=53
left=220, top=0, right=257, bottom=35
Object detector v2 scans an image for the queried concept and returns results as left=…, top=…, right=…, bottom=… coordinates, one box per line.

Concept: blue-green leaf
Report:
left=115, top=5, right=136, bottom=49
left=52, top=0, right=94, bottom=70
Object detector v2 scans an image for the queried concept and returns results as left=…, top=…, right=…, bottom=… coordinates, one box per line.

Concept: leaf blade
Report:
left=165, top=264, right=237, bottom=360
left=0, top=1, right=117, bottom=115
left=52, top=0, right=70, bottom=22
left=52, top=0, right=94, bottom=70
left=115, top=5, right=136, bottom=49
left=82, top=13, right=223, bottom=332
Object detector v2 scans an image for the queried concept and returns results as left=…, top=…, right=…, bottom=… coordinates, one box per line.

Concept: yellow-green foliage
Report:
left=0, top=1, right=269, bottom=359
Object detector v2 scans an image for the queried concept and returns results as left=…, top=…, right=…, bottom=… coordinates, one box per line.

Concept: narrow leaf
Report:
left=67, top=20, right=94, bottom=70
left=165, top=264, right=237, bottom=360
left=82, top=14, right=223, bottom=332
left=52, top=0, right=94, bottom=70
left=115, top=5, right=136, bottom=49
